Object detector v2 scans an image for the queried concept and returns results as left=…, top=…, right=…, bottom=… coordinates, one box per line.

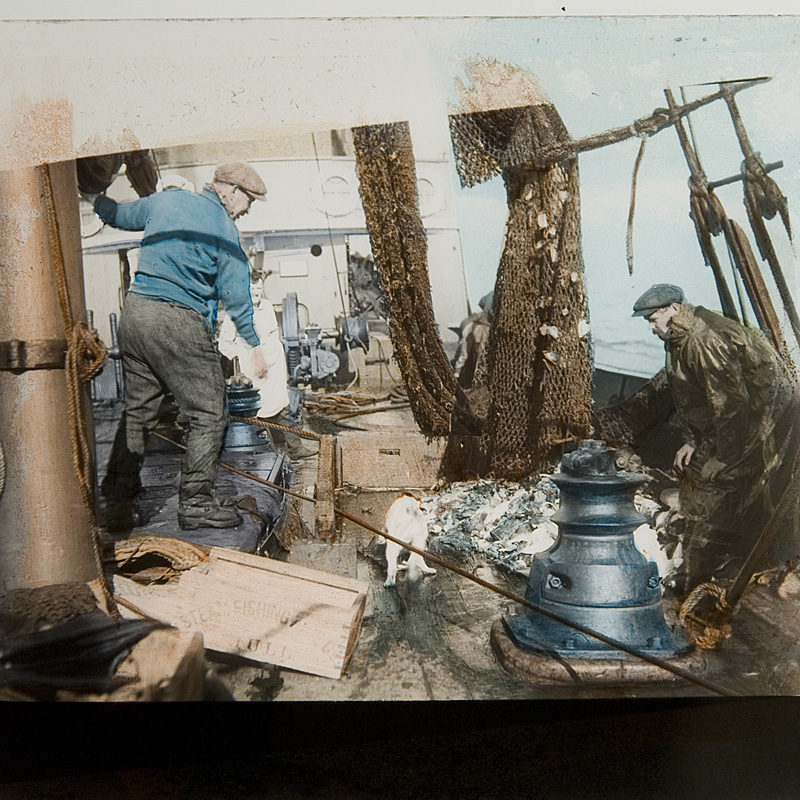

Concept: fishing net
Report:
left=352, top=121, right=477, bottom=438
left=592, top=369, right=675, bottom=448
left=451, top=104, right=593, bottom=478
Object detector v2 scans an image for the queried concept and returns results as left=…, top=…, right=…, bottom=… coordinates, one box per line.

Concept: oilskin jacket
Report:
left=94, top=188, right=259, bottom=347
left=665, top=304, right=796, bottom=534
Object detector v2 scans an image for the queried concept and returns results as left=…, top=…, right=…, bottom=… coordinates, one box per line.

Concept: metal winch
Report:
left=503, top=439, right=690, bottom=661
left=281, top=293, right=341, bottom=388
left=224, top=367, right=263, bottom=450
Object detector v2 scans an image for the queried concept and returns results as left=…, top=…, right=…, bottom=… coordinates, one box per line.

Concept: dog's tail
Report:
left=406, top=557, right=424, bottom=584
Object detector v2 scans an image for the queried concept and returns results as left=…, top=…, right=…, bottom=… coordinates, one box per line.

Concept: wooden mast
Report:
left=0, top=161, right=100, bottom=591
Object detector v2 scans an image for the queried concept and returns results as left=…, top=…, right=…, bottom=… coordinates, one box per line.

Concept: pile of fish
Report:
left=422, top=477, right=682, bottom=580
left=421, top=478, right=560, bottom=574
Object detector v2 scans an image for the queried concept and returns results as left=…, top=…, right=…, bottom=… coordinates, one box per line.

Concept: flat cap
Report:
left=632, top=284, right=685, bottom=317
left=213, top=162, right=267, bottom=201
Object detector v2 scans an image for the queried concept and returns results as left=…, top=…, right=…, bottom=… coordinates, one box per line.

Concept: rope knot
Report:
left=679, top=582, right=733, bottom=649
left=633, top=108, right=670, bottom=136
left=69, top=322, right=107, bottom=382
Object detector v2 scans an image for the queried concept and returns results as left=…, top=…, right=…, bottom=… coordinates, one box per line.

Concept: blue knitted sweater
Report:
left=94, top=187, right=259, bottom=346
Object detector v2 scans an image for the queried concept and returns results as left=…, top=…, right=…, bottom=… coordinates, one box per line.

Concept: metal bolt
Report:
left=547, top=574, right=563, bottom=590
left=648, top=575, right=660, bottom=589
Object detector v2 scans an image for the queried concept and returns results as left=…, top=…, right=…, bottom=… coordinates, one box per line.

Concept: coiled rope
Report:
left=41, top=164, right=117, bottom=619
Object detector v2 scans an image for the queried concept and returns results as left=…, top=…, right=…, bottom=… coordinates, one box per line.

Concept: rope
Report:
left=626, top=134, right=648, bottom=276
left=679, top=582, right=732, bottom=649
left=150, top=428, right=734, bottom=696
left=330, top=402, right=411, bottom=421
left=229, top=415, right=320, bottom=441
left=65, top=324, right=107, bottom=519
left=305, top=392, right=380, bottom=413
left=374, top=337, right=403, bottom=385
left=41, top=164, right=117, bottom=619
left=311, top=132, right=349, bottom=322
left=0, top=437, right=5, bottom=500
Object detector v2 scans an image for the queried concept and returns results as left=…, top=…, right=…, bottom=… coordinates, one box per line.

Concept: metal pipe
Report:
left=708, top=160, right=783, bottom=190
left=109, top=312, right=124, bottom=399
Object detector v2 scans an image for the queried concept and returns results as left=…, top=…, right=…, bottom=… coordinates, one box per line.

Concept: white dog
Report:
left=383, top=493, right=438, bottom=587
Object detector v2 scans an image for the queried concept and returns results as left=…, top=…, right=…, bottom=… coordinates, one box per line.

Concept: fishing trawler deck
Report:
left=93, top=394, right=800, bottom=702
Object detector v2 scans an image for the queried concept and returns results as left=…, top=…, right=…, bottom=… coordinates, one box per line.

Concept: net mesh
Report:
left=352, top=121, right=471, bottom=438
left=452, top=105, right=593, bottom=478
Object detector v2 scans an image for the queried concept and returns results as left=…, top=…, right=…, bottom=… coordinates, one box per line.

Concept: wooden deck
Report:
left=91, top=396, right=800, bottom=701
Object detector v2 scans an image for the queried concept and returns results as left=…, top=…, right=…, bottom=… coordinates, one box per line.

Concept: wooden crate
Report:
left=336, top=431, right=445, bottom=490
left=114, top=547, right=368, bottom=680
left=336, top=487, right=404, bottom=545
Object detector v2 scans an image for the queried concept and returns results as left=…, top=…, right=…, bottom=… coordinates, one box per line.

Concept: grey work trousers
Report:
left=103, top=292, right=226, bottom=507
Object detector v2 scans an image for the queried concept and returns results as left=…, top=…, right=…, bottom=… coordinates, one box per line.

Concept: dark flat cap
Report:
left=213, top=162, right=267, bottom=200
left=632, top=284, right=685, bottom=317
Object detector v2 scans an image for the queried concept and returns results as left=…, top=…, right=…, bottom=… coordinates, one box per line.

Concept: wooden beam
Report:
left=722, top=219, right=793, bottom=361
left=0, top=162, right=100, bottom=591
left=722, top=86, right=800, bottom=348
left=572, top=78, right=770, bottom=158
left=663, top=87, right=739, bottom=320
left=450, top=77, right=771, bottom=173
left=315, top=434, right=337, bottom=539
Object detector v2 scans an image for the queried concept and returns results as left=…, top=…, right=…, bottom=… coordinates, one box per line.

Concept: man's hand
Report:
left=674, top=442, right=696, bottom=474
left=250, top=346, right=267, bottom=379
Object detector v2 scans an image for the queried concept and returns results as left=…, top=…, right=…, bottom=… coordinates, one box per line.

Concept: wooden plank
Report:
left=337, top=431, right=445, bottom=489
left=113, top=549, right=369, bottom=680
left=207, top=546, right=366, bottom=594
left=336, top=487, right=401, bottom=545
left=726, top=219, right=793, bottom=360
left=315, top=434, right=337, bottom=539
left=201, top=554, right=361, bottom=609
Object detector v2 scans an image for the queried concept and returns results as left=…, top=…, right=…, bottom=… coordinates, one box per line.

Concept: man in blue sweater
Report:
left=95, top=162, right=267, bottom=531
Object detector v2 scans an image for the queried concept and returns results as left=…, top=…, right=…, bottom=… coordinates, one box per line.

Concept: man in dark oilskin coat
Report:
left=93, top=162, right=268, bottom=532
left=633, top=283, right=799, bottom=594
